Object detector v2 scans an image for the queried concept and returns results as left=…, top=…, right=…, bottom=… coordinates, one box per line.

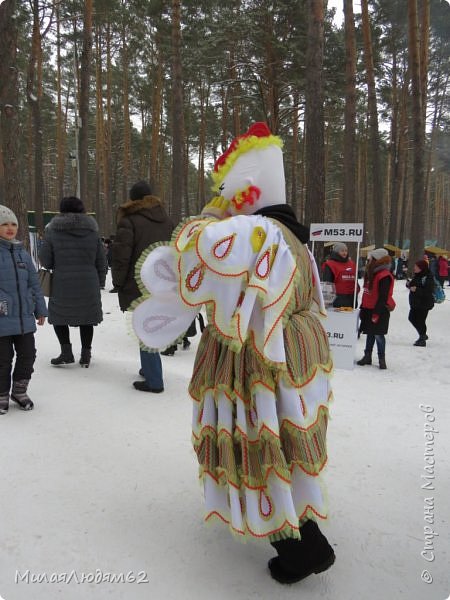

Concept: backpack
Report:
left=432, top=277, right=445, bottom=304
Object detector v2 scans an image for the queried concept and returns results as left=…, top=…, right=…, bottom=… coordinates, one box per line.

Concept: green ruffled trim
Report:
left=193, top=404, right=329, bottom=491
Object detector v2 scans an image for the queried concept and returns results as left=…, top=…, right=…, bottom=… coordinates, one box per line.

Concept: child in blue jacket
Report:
left=0, top=205, right=47, bottom=414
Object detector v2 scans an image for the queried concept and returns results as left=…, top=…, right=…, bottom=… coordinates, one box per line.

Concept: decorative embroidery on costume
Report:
left=299, top=395, right=307, bottom=418
left=187, top=223, right=202, bottom=238
left=154, top=258, right=177, bottom=282
left=212, top=234, right=236, bottom=260
left=142, top=315, right=176, bottom=334
left=248, top=407, right=258, bottom=428
left=255, top=249, right=271, bottom=279
left=231, top=185, right=261, bottom=211
left=259, top=490, right=274, bottom=520
left=250, top=226, right=266, bottom=253
left=186, top=263, right=205, bottom=292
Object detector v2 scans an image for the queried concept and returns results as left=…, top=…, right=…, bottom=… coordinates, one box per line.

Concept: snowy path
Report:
left=1, top=276, right=449, bottom=600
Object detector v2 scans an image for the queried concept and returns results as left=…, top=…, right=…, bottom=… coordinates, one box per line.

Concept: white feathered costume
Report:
left=132, top=123, right=333, bottom=541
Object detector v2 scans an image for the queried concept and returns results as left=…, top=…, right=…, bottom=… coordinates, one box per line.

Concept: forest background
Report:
left=0, top=0, right=449, bottom=265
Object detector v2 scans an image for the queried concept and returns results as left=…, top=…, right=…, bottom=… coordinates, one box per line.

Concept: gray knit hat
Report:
left=333, top=242, right=348, bottom=254
left=368, top=247, right=388, bottom=261
left=0, top=205, right=18, bottom=226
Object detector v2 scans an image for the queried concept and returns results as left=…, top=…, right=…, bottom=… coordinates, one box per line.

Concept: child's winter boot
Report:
left=51, top=344, right=75, bottom=365
left=11, top=380, right=34, bottom=411
left=378, top=356, right=387, bottom=369
left=0, top=390, right=9, bottom=415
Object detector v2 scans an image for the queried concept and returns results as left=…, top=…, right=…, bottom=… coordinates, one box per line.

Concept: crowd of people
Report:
left=0, top=122, right=448, bottom=586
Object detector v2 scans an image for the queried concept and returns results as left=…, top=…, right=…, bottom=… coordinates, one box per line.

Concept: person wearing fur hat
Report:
left=322, top=242, right=359, bottom=307
left=357, top=248, right=395, bottom=369
left=406, top=259, right=434, bottom=346
left=111, top=180, right=174, bottom=392
left=0, top=205, right=47, bottom=414
left=131, top=123, right=335, bottom=583
left=39, top=197, right=107, bottom=368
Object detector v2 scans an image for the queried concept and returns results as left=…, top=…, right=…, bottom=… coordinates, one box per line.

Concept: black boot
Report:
left=161, top=345, right=176, bottom=356
left=79, top=348, right=91, bottom=368
left=357, top=352, right=372, bottom=366
left=378, top=356, right=387, bottom=369
left=268, top=520, right=335, bottom=584
left=11, top=379, right=34, bottom=411
left=0, top=390, right=9, bottom=415
left=51, top=344, right=75, bottom=366
left=133, top=381, right=164, bottom=393
left=413, top=335, right=426, bottom=347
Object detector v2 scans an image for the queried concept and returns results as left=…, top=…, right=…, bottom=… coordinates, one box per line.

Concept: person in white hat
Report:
left=131, top=123, right=335, bottom=584
left=0, top=205, right=47, bottom=414
left=357, top=248, right=396, bottom=369
left=322, top=242, right=359, bottom=307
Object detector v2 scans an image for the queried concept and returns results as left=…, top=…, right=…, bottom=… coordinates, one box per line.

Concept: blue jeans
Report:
left=364, top=334, right=386, bottom=357
left=140, top=349, right=163, bottom=389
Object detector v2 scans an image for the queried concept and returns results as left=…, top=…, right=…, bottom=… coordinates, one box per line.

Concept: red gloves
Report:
left=371, top=314, right=379, bottom=324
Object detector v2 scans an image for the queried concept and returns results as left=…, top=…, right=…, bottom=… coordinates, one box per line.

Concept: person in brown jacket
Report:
left=111, top=180, right=174, bottom=392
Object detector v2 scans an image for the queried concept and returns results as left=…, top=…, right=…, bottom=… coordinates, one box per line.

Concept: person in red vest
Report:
left=437, top=255, right=449, bottom=287
left=322, top=242, right=359, bottom=307
left=357, top=248, right=395, bottom=369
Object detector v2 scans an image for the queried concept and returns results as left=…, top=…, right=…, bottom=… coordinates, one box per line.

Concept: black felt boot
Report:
left=268, top=520, right=335, bottom=584
left=413, top=335, right=426, bottom=347
left=160, top=345, right=176, bottom=356
left=378, top=356, right=387, bottom=369
left=356, top=352, right=372, bottom=366
left=0, top=390, right=9, bottom=415
left=11, top=380, right=34, bottom=411
left=79, top=348, right=91, bottom=368
left=51, top=344, right=75, bottom=366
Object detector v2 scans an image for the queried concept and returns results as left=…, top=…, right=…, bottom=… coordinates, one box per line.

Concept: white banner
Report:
left=324, top=310, right=359, bottom=370
left=310, top=223, right=364, bottom=242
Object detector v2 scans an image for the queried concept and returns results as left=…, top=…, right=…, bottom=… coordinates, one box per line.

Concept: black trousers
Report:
left=0, top=332, right=36, bottom=391
left=53, top=325, right=94, bottom=349
left=408, top=308, right=429, bottom=336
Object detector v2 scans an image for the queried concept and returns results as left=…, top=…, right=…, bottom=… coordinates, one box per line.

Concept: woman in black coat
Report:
left=406, top=259, right=434, bottom=347
left=39, top=197, right=107, bottom=367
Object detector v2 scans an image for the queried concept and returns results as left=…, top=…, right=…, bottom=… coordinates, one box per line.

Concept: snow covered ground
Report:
left=1, top=274, right=449, bottom=600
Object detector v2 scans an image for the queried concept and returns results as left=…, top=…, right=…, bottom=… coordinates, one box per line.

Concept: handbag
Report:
left=38, top=268, right=52, bottom=297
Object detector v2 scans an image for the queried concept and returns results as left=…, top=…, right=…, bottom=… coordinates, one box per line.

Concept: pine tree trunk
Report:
left=26, top=0, right=44, bottom=235
left=79, top=0, right=93, bottom=207
left=0, top=0, right=27, bottom=238
left=361, top=0, right=384, bottom=247
left=171, top=0, right=184, bottom=224
left=343, top=0, right=357, bottom=221
left=407, top=0, right=426, bottom=266
left=304, top=0, right=325, bottom=241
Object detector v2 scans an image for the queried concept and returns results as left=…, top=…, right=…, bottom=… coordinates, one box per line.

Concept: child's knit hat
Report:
left=0, top=205, right=18, bottom=226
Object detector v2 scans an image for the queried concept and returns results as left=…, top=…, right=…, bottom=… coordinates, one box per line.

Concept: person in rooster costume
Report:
left=132, top=123, right=335, bottom=584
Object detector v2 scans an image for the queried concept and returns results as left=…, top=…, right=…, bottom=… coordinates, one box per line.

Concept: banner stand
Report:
left=310, top=223, right=364, bottom=370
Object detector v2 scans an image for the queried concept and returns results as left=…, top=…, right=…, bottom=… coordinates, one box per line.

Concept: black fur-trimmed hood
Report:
left=47, top=213, right=99, bottom=234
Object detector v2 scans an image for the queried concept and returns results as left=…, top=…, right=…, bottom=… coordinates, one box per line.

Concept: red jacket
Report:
left=438, top=256, right=449, bottom=277
left=361, top=269, right=395, bottom=311
left=323, top=258, right=357, bottom=295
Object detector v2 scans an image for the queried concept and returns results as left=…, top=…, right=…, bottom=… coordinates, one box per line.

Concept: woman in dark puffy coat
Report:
left=357, top=248, right=395, bottom=369
left=406, top=259, right=434, bottom=347
left=39, top=197, right=107, bottom=367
